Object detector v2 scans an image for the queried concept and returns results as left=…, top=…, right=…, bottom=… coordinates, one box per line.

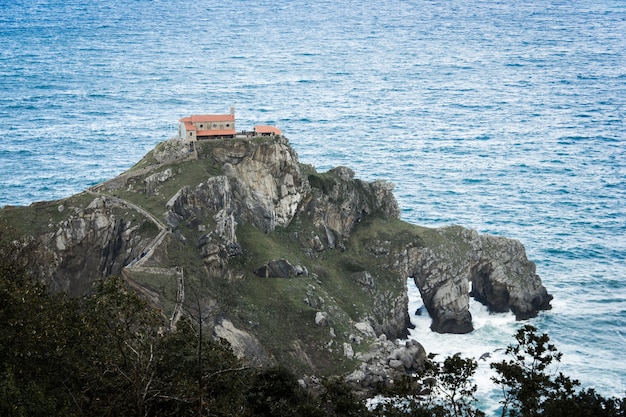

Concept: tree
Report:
left=491, top=324, right=564, bottom=417
left=432, top=355, right=486, bottom=417
left=371, top=354, right=484, bottom=417
left=320, top=377, right=371, bottom=417
left=0, top=223, right=86, bottom=416
left=491, top=324, right=625, bottom=417
left=542, top=387, right=626, bottom=417
left=80, top=276, right=168, bottom=417
left=244, top=367, right=324, bottom=417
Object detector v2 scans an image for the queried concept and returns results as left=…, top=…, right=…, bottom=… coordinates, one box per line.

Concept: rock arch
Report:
left=407, top=227, right=552, bottom=334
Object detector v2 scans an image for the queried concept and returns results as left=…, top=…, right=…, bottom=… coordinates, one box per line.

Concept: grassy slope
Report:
left=0, top=137, right=474, bottom=377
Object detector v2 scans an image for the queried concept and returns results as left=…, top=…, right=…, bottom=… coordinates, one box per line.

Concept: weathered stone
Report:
left=144, top=168, right=173, bottom=195
left=213, top=318, right=271, bottom=366
left=388, top=359, right=404, bottom=370
left=324, top=225, right=336, bottom=249
left=352, top=271, right=375, bottom=289
left=304, top=166, right=401, bottom=239
left=254, top=258, right=301, bottom=278
left=315, top=311, right=328, bottom=326
left=10, top=135, right=552, bottom=384
left=407, top=227, right=551, bottom=333
left=469, top=234, right=553, bottom=319
left=308, top=234, right=325, bottom=252
left=293, top=264, right=308, bottom=276
left=354, top=322, right=376, bottom=337
left=347, top=337, right=428, bottom=393
left=343, top=343, right=354, bottom=359
left=152, top=138, right=194, bottom=163
left=39, top=198, right=154, bottom=295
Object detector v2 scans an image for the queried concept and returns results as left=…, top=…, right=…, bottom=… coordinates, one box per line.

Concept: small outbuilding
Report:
left=254, top=125, right=282, bottom=137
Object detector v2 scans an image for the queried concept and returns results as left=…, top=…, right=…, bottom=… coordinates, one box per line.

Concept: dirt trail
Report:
left=87, top=189, right=185, bottom=329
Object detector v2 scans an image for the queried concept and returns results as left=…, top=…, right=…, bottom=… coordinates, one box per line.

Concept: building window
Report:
left=213, top=124, right=217, bottom=128
left=226, top=123, right=230, bottom=127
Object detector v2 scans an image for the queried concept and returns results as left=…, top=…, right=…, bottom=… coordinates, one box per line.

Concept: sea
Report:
left=1, top=0, right=624, bottom=411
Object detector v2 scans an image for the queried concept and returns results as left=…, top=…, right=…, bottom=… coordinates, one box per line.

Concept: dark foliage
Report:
left=491, top=324, right=625, bottom=417
left=1, top=223, right=624, bottom=417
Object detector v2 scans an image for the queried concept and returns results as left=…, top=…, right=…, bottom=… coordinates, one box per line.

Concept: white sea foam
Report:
left=406, top=280, right=517, bottom=411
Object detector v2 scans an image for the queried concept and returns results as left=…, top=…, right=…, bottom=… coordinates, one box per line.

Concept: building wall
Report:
left=198, top=120, right=235, bottom=132
left=179, top=123, right=197, bottom=141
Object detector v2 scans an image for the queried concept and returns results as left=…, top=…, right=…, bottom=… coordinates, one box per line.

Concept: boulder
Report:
left=315, top=312, right=329, bottom=326
left=254, top=259, right=305, bottom=278
left=347, top=336, right=427, bottom=393
left=469, top=234, right=553, bottom=319
left=213, top=318, right=271, bottom=366
left=352, top=271, right=375, bottom=289
left=144, top=168, right=173, bottom=195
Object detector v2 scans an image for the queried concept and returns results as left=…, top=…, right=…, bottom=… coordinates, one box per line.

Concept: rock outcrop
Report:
left=345, top=335, right=427, bottom=393
left=165, top=140, right=305, bottom=235
left=213, top=317, right=273, bottom=366
left=469, top=234, right=552, bottom=319
left=254, top=259, right=308, bottom=278
left=2, top=135, right=552, bottom=382
left=407, top=227, right=552, bottom=333
left=42, top=196, right=155, bottom=296
left=303, top=166, right=400, bottom=239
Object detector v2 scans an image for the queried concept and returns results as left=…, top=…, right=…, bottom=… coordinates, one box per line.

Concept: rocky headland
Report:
left=0, top=135, right=552, bottom=390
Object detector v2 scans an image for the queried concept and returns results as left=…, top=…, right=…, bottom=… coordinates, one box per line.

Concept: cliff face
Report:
left=1, top=136, right=552, bottom=379
left=33, top=196, right=156, bottom=296
left=166, top=139, right=306, bottom=234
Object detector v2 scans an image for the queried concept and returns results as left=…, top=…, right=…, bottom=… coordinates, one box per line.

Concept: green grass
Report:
left=125, top=269, right=179, bottom=317
left=228, top=274, right=359, bottom=375
left=181, top=215, right=404, bottom=374
left=0, top=193, right=97, bottom=237
left=308, top=172, right=338, bottom=195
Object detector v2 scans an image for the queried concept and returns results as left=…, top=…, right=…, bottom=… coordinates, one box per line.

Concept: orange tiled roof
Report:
left=180, top=114, right=235, bottom=123
left=184, top=122, right=197, bottom=130
left=254, top=125, right=282, bottom=135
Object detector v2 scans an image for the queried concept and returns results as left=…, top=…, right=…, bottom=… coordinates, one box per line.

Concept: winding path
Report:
left=87, top=189, right=185, bottom=329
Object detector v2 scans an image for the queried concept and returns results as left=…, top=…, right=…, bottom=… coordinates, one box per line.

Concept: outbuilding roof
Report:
left=254, top=125, right=282, bottom=135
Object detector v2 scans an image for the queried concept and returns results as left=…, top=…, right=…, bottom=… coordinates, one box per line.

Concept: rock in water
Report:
left=408, top=227, right=552, bottom=333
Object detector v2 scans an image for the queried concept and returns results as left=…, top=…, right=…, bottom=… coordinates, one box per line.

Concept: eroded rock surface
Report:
left=41, top=196, right=154, bottom=296
left=407, top=227, right=552, bottom=333
left=345, top=335, right=427, bottom=393
left=470, top=234, right=552, bottom=319
left=303, top=166, right=400, bottom=239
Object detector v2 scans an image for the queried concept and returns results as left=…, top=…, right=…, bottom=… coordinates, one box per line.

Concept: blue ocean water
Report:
left=1, top=0, right=625, bottom=407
